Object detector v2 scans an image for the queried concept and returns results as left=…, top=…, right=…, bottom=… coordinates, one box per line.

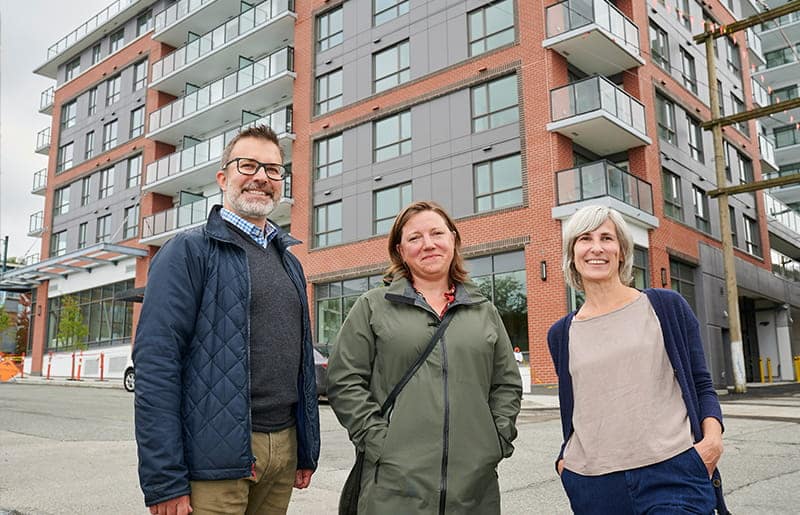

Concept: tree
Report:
left=0, top=309, right=11, bottom=334
left=14, top=294, right=31, bottom=356
left=57, top=296, right=89, bottom=351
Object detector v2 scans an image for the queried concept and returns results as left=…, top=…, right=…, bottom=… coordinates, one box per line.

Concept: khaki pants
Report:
left=190, top=427, right=298, bottom=515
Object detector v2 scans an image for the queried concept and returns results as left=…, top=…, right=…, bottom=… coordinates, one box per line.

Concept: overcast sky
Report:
left=0, top=0, right=109, bottom=261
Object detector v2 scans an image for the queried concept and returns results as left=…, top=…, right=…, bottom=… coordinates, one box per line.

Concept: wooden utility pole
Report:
left=694, top=0, right=800, bottom=393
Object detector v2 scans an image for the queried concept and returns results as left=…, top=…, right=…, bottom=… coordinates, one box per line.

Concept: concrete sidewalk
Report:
left=3, top=373, right=124, bottom=389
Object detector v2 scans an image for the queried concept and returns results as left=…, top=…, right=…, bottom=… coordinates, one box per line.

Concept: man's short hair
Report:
left=220, top=124, right=283, bottom=170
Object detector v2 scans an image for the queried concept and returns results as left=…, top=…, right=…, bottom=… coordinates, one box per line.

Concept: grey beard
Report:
left=226, top=189, right=276, bottom=219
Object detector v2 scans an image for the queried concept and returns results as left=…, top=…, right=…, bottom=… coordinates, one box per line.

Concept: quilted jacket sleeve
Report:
left=133, top=233, right=206, bottom=506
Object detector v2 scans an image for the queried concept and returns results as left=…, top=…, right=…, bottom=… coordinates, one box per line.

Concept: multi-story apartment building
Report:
left=1, top=0, right=799, bottom=386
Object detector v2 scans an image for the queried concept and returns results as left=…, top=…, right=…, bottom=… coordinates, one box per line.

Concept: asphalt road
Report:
left=1, top=383, right=798, bottom=514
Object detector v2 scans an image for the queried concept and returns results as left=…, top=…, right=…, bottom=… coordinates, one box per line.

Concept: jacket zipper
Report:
left=438, top=328, right=450, bottom=515
left=244, top=249, right=256, bottom=474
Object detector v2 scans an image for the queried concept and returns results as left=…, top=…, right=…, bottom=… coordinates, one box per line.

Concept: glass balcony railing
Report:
left=746, top=28, right=763, bottom=59
left=765, top=192, right=800, bottom=234
left=145, top=106, right=293, bottom=186
left=775, top=125, right=800, bottom=148
left=24, top=254, right=40, bottom=266
left=32, top=169, right=47, bottom=192
left=752, top=77, right=769, bottom=106
left=29, top=211, right=44, bottom=234
left=556, top=160, right=654, bottom=214
left=46, top=0, right=137, bottom=60
left=154, top=0, right=213, bottom=33
left=152, top=0, right=295, bottom=82
left=148, top=47, right=294, bottom=133
left=760, top=134, right=777, bottom=165
left=36, top=127, right=51, bottom=152
left=550, top=76, right=646, bottom=134
left=40, top=87, right=55, bottom=112
left=771, top=248, right=800, bottom=282
left=545, top=0, right=640, bottom=53
left=141, top=192, right=222, bottom=239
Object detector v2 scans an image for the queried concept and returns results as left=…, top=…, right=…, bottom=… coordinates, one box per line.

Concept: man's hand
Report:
left=294, top=469, right=314, bottom=489
left=556, top=459, right=565, bottom=476
left=693, top=417, right=724, bottom=478
left=149, top=495, right=192, bottom=515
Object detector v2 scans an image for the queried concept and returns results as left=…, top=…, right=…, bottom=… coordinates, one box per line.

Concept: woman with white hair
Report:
left=547, top=205, right=730, bottom=514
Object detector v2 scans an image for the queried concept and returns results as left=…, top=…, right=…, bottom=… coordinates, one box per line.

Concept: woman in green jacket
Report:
left=328, top=201, right=523, bottom=515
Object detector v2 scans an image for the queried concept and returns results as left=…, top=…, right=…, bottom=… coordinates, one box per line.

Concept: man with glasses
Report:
left=134, top=125, right=320, bottom=515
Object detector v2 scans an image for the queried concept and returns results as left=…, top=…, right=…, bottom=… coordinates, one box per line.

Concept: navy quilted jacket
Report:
left=133, top=205, right=320, bottom=507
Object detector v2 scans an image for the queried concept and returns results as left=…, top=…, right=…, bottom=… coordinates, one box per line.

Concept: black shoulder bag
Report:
left=338, top=309, right=456, bottom=515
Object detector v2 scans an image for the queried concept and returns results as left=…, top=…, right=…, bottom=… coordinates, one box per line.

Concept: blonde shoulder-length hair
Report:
left=562, top=205, right=635, bottom=291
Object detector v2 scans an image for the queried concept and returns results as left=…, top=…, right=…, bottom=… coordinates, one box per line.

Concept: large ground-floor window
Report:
left=315, top=275, right=383, bottom=354
left=46, top=279, right=134, bottom=351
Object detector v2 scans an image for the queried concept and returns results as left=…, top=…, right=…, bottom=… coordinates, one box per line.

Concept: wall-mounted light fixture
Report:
left=660, top=267, right=668, bottom=287
left=540, top=261, right=547, bottom=281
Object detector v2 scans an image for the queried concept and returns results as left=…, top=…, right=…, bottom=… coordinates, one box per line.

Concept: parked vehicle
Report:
left=314, top=348, right=328, bottom=398
left=124, top=357, right=135, bottom=393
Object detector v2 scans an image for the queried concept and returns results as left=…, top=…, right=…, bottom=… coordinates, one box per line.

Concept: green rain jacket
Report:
left=327, top=277, right=523, bottom=515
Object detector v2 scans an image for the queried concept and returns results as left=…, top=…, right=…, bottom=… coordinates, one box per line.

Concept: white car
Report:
left=124, top=357, right=135, bottom=393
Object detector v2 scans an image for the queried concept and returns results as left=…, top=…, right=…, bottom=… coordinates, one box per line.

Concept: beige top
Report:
left=563, top=294, right=693, bottom=475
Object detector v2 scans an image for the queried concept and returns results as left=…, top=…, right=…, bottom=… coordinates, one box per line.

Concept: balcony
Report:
left=758, top=14, right=800, bottom=51
left=746, top=28, right=765, bottom=66
left=147, top=47, right=294, bottom=146
left=35, top=127, right=51, bottom=154
left=543, top=0, right=644, bottom=76
left=151, top=0, right=295, bottom=96
left=751, top=77, right=769, bottom=107
left=741, top=0, right=766, bottom=18
left=39, top=87, right=55, bottom=115
left=551, top=160, right=658, bottom=228
left=774, top=126, right=800, bottom=165
left=760, top=51, right=800, bottom=85
left=32, top=169, right=47, bottom=195
left=759, top=134, right=779, bottom=172
left=765, top=193, right=800, bottom=260
left=28, top=212, right=44, bottom=237
left=547, top=76, right=651, bottom=155
left=140, top=188, right=293, bottom=247
left=154, top=0, right=242, bottom=47
left=771, top=248, right=800, bottom=281
left=33, top=0, right=149, bottom=79
left=144, top=106, right=294, bottom=195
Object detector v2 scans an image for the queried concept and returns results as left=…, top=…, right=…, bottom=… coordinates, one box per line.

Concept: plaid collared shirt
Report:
left=220, top=208, right=277, bottom=248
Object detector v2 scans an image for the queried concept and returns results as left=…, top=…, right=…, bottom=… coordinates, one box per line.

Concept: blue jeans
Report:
left=560, top=448, right=716, bottom=514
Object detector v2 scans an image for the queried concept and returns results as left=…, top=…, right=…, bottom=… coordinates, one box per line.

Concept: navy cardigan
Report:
left=547, top=288, right=729, bottom=514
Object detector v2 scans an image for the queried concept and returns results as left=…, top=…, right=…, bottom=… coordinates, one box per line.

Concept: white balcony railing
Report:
left=545, top=0, right=640, bottom=54
left=751, top=77, right=769, bottom=106
left=759, top=134, right=777, bottom=169
left=40, top=87, right=55, bottom=112
left=32, top=168, right=47, bottom=192
left=35, top=127, right=51, bottom=152
left=28, top=211, right=44, bottom=235
left=550, top=75, right=647, bottom=134
left=765, top=192, right=800, bottom=235
left=141, top=192, right=222, bottom=239
left=152, top=0, right=294, bottom=82
left=45, top=0, right=138, bottom=60
left=148, top=47, right=294, bottom=133
left=153, top=0, right=213, bottom=34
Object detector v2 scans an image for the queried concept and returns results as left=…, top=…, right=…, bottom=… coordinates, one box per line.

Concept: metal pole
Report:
left=705, top=29, right=746, bottom=393
left=2, top=235, right=8, bottom=273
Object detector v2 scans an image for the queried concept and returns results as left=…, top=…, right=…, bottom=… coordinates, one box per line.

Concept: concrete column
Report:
left=775, top=308, right=794, bottom=381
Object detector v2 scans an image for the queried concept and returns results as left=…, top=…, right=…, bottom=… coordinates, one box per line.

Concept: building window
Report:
left=676, top=0, right=691, bottom=29
left=374, top=110, right=411, bottom=162
left=632, top=247, right=650, bottom=289
left=680, top=47, right=697, bottom=94
left=687, top=115, right=704, bottom=162
left=65, top=57, right=81, bottom=81
left=124, top=205, right=139, bottom=239
left=45, top=280, right=135, bottom=351
left=471, top=74, right=519, bottom=132
left=106, top=75, right=121, bottom=106
left=130, top=106, right=145, bottom=138
left=91, top=44, right=102, bottom=65
left=56, top=142, right=74, bottom=173
left=88, top=87, right=98, bottom=116
left=315, top=134, right=343, bottom=180
left=716, top=80, right=725, bottom=116
left=374, top=0, right=409, bottom=26
left=726, top=37, right=742, bottom=79
left=98, top=168, right=114, bottom=199
left=723, top=141, right=733, bottom=181
left=468, top=250, right=528, bottom=352
left=50, top=231, right=67, bottom=257
left=738, top=153, right=753, bottom=183
left=662, top=169, right=682, bottom=220
left=649, top=21, right=670, bottom=70
left=127, top=155, right=142, bottom=189
left=314, top=202, right=343, bottom=248
left=315, top=275, right=384, bottom=348
left=317, top=7, right=343, bottom=51
left=61, top=100, right=77, bottom=129
left=136, top=10, right=153, bottom=36
left=655, top=93, right=676, bottom=144
left=373, top=40, right=410, bottom=93
left=81, top=177, right=91, bottom=206
left=315, top=69, right=342, bottom=115
left=78, top=223, right=88, bottom=249
left=474, top=153, right=522, bottom=212
left=110, top=28, right=125, bottom=53
left=774, top=125, right=800, bottom=148
left=133, top=60, right=148, bottom=91
left=692, top=186, right=710, bottom=233
left=731, top=94, right=748, bottom=136
left=54, top=186, right=70, bottom=216
left=102, top=120, right=118, bottom=151
left=96, top=214, right=112, bottom=243
left=770, top=85, right=799, bottom=104
left=729, top=206, right=739, bottom=247
left=468, top=0, right=515, bottom=56
left=374, top=182, right=412, bottom=234
left=670, top=259, right=696, bottom=312
left=85, top=131, right=95, bottom=159
left=743, top=215, right=761, bottom=257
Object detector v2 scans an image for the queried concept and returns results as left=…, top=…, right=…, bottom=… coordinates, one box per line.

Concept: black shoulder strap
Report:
left=379, top=309, right=456, bottom=416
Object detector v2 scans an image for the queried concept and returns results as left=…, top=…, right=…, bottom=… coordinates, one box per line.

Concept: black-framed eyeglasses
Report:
left=224, top=157, right=288, bottom=180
